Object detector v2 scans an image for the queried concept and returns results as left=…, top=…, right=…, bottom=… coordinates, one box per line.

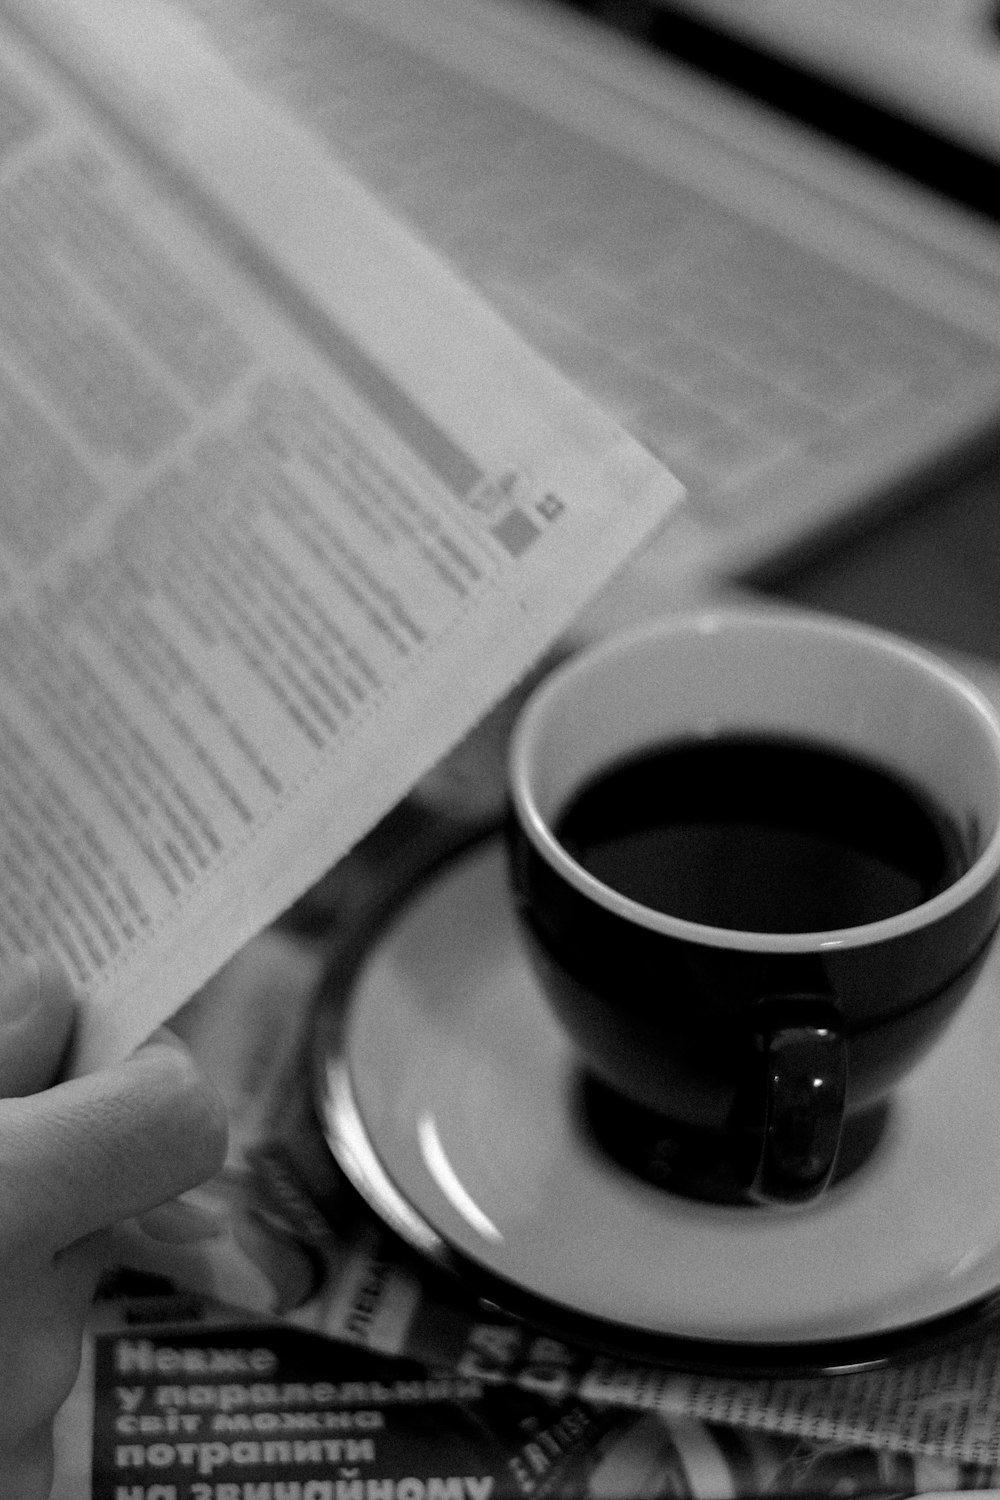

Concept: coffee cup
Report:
left=507, top=608, right=1000, bottom=1207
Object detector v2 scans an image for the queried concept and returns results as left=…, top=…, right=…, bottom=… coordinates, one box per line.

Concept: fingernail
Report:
left=0, top=955, right=41, bottom=1024
left=136, top=1196, right=229, bottom=1244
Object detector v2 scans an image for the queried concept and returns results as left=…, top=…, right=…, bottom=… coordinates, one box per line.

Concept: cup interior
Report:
left=510, top=610, right=1000, bottom=946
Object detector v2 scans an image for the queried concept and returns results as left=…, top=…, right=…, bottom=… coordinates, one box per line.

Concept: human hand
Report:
left=0, top=958, right=228, bottom=1499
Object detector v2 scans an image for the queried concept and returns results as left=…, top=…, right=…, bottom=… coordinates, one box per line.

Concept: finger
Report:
left=2, top=1036, right=228, bottom=1250
left=0, top=958, right=75, bottom=1097
left=0, top=1238, right=102, bottom=1415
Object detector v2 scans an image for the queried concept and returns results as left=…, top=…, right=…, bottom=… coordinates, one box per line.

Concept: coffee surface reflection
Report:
left=555, top=733, right=966, bottom=935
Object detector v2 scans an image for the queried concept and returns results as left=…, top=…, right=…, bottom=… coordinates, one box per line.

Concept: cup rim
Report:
left=509, top=608, right=1000, bottom=953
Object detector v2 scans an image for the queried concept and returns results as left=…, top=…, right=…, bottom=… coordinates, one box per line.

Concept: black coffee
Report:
left=555, top=735, right=966, bottom=933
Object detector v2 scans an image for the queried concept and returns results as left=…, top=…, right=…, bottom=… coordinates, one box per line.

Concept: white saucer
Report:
left=314, top=837, right=1000, bottom=1372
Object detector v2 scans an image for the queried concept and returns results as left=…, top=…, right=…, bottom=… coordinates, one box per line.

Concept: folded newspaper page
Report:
left=0, top=0, right=680, bottom=1070
left=46, top=658, right=1000, bottom=1494
left=59, top=1320, right=1000, bottom=1499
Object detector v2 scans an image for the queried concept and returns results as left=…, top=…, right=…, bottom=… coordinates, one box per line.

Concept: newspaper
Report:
left=0, top=0, right=680, bottom=1071
left=57, top=1321, right=1000, bottom=1499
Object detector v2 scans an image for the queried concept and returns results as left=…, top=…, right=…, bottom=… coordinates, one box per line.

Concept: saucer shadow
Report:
left=574, top=1072, right=890, bottom=1208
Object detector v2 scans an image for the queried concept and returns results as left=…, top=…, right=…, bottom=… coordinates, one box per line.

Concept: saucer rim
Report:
left=315, top=1038, right=1000, bottom=1378
left=310, top=828, right=1000, bottom=1378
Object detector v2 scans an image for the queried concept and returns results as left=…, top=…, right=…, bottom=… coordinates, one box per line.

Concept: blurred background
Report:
left=536, top=0, right=1000, bottom=660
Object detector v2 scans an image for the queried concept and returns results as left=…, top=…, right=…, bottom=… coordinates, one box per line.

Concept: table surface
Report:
left=753, top=446, right=1000, bottom=663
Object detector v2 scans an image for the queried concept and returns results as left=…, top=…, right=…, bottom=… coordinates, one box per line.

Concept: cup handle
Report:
left=749, top=1000, right=848, bottom=1206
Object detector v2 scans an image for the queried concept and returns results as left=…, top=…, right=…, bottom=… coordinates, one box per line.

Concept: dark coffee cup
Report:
left=508, top=609, right=1000, bottom=1206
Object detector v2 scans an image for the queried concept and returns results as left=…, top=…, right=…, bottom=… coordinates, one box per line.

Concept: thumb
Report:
left=3, top=1032, right=228, bottom=1251
left=0, top=958, right=75, bottom=1097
